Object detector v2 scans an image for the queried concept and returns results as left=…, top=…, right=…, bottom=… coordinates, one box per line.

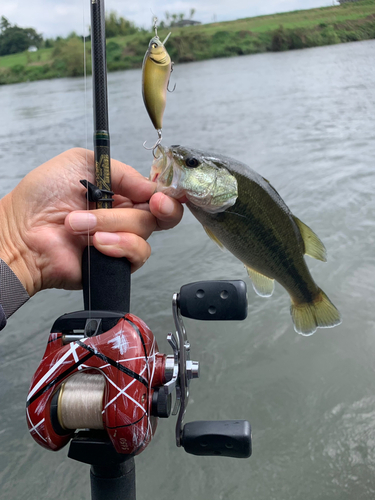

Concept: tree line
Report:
left=0, top=16, right=43, bottom=56
left=0, top=10, right=198, bottom=57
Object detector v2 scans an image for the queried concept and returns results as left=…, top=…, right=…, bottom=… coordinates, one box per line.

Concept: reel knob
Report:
left=181, top=420, right=252, bottom=459
left=178, top=280, right=248, bottom=321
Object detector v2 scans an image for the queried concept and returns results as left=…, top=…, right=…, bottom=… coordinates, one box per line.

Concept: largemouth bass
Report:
left=150, top=145, right=341, bottom=336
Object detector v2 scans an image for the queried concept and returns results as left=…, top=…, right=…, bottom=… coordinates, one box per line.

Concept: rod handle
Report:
left=82, top=246, right=131, bottom=313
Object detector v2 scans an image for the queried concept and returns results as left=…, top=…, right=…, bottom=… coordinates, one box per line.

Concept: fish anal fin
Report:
left=293, top=216, right=327, bottom=262
left=245, top=266, right=274, bottom=297
left=203, top=226, right=225, bottom=250
left=291, top=288, right=341, bottom=336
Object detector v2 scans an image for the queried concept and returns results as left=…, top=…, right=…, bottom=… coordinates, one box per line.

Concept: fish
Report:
left=142, top=33, right=172, bottom=132
left=150, top=144, right=342, bottom=336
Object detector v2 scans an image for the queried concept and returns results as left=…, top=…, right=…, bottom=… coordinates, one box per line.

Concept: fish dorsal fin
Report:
left=203, top=226, right=225, bottom=250
left=245, top=266, right=274, bottom=297
left=293, top=216, right=327, bottom=262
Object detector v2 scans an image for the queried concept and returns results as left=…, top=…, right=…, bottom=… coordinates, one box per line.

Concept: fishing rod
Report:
left=80, top=0, right=131, bottom=313
left=26, top=2, right=252, bottom=499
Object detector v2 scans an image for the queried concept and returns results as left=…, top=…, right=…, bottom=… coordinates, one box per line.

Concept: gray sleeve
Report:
left=0, top=258, right=30, bottom=330
left=0, top=304, right=6, bottom=330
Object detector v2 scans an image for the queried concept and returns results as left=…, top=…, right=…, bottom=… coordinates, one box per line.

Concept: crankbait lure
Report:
left=142, top=18, right=174, bottom=155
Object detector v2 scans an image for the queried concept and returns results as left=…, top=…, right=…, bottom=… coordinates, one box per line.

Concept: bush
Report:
left=321, top=26, right=340, bottom=44
left=304, top=32, right=324, bottom=47
left=105, top=11, right=138, bottom=38
left=341, top=30, right=361, bottom=41
left=212, top=31, right=231, bottom=43
left=107, top=60, right=133, bottom=71
left=106, top=40, right=123, bottom=63
left=10, top=64, right=25, bottom=75
left=288, top=30, right=306, bottom=49
left=52, top=38, right=89, bottom=77
left=44, top=38, right=54, bottom=49
left=271, top=26, right=289, bottom=51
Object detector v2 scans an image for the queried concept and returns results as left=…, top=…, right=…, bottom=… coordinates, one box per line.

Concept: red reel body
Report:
left=26, top=313, right=165, bottom=456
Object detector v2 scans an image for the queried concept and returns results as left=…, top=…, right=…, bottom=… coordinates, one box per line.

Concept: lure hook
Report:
left=167, top=62, right=176, bottom=92
left=143, top=130, right=163, bottom=158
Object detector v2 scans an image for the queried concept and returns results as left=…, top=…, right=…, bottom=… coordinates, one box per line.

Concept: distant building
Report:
left=171, top=20, right=201, bottom=27
left=28, top=46, right=38, bottom=52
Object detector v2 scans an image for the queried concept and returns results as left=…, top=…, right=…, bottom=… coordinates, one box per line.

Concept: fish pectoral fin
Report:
left=203, top=226, right=225, bottom=250
left=245, top=266, right=275, bottom=297
left=293, top=216, right=327, bottom=262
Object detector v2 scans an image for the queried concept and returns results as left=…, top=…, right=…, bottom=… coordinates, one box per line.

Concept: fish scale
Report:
left=189, top=174, right=317, bottom=304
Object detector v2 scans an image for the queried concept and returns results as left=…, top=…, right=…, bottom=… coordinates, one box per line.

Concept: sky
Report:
left=2, top=0, right=340, bottom=39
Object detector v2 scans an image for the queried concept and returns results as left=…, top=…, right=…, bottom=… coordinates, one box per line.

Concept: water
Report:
left=0, top=40, right=375, bottom=499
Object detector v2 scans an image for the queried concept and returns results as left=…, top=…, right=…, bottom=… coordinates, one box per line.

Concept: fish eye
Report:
left=185, top=157, right=200, bottom=168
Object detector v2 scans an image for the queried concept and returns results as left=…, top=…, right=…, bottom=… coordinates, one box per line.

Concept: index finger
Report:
left=111, top=157, right=157, bottom=203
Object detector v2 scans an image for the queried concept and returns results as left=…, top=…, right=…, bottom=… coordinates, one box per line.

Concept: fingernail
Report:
left=95, top=232, right=120, bottom=245
left=69, top=212, right=97, bottom=232
left=159, top=194, right=175, bottom=216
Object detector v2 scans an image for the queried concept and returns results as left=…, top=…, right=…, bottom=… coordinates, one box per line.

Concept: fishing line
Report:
left=57, top=372, right=105, bottom=430
left=82, top=0, right=92, bottom=315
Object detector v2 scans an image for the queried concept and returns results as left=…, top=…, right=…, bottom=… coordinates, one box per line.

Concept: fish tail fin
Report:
left=291, top=289, right=341, bottom=336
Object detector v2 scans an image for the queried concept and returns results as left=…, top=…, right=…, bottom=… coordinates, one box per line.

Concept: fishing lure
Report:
left=142, top=18, right=174, bottom=155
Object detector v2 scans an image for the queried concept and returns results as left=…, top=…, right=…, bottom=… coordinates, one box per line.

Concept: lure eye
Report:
left=185, top=157, right=200, bottom=168
left=152, top=43, right=158, bottom=49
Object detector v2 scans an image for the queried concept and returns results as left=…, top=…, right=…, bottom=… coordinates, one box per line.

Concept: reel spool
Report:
left=55, top=372, right=105, bottom=431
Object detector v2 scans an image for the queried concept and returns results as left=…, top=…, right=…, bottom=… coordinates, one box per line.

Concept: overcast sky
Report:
left=2, top=0, right=339, bottom=39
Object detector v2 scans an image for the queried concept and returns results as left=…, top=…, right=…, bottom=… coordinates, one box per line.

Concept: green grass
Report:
left=0, top=47, right=53, bottom=68
left=189, top=0, right=375, bottom=33
left=1, top=0, right=375, bottom=84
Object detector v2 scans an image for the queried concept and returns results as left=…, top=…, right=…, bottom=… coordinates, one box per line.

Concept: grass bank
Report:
left=1, top=0, right=375, bottom=85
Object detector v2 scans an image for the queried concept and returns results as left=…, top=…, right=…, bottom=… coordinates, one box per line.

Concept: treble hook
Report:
left=143, top=129, right=163, bottom=158
left=167, top=62, right=176, bottom=93
left=162, top=33, right=176, bottom=92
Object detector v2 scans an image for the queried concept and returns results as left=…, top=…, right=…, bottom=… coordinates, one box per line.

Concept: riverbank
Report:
left=1, top=0, right=375, bottom=85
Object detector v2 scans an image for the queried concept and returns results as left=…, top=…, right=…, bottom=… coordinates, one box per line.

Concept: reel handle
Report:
left=178, top=280, right=248, bottom=321
left=181, top=420, right=252, bottom=459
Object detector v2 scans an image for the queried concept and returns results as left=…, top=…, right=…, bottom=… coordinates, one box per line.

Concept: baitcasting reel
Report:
left=26, top=280, right=251, bottom=462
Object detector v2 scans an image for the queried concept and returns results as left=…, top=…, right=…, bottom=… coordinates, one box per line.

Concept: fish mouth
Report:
left=150, top=145, right=186, bottom=198
left=176, top=194, right=188, bottom=203
left=150, top=145, right=172, bottom=183
left=151, top=172, right=159, bottom=183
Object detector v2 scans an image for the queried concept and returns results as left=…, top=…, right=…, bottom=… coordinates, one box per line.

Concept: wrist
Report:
left=0, top=193, right=39, bottom=297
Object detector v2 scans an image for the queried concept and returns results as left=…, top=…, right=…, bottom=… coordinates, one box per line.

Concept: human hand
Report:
left=0, top=148, right=183, bottom=296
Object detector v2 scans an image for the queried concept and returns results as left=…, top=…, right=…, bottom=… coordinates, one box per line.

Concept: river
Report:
left=0, top=39, right=374, bottom=500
